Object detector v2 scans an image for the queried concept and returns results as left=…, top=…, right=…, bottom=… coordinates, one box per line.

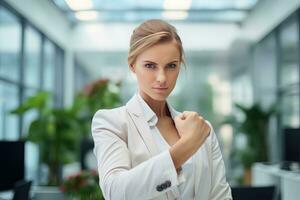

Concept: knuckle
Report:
left=191, top=112, right=198, bottom=117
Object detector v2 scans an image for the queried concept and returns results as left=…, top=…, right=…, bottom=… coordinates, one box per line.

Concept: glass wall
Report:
left=0, top=2, right=65, bottom=140
left=278, top=15, right=300, bottom=128
left=43, top=39, right=55, bottom=92
left=0, top=82, right=19, bottom=140
left=252, top=33, right=280, bottom=162
left=249, top=11, right=300, bottom=163
left=0, top=5, right=21, bottom=140
left=0, top=2, right=65, bottom=184
left=24, top=25, right=42, bottom=90
left=253, top=34, right=277, bottom=110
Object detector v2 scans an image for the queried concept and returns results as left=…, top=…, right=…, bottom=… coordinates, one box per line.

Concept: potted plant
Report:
left=225, top=103, right=275, bottom=185
left=60, top=170, right=104, bottom=200
left=11, top=91, right=81, bottom=186
left=11, top=78, right=122, bottom=190
left=73, top=78, right=122, bottom=139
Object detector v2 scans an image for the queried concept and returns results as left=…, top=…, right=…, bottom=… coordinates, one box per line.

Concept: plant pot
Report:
left=32, top=186, right=70, bottom=200
left=243, top=168, right=252, bottom=185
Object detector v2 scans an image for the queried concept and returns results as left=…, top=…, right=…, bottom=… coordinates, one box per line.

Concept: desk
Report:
left=0, top=190, right=13, bottom=200
left=0, top=186, right=68, bottom=200
left=31, top=186, right=67, bottom=200
left=252, top=163, right=300, bottom=200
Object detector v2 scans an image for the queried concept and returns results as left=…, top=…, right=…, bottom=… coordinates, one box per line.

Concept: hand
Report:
left=174, top=111, right=211, bottom=150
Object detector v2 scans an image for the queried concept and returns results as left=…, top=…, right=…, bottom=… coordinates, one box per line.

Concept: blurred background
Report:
left=0, top=0, right=299, bottom=200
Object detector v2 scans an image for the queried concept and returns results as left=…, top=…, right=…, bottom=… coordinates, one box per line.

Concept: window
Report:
left=22, top=88, right=38, bottom=136
left=0, top=6, right=21, bottom=140
left=0, top=2, right=66, bottom=185
left=279, top=16, right=299, bottom=88
left=0, top=6, right=21, bottom=82
left=279, top=15, right=300, bottom=128
left=281, top=89, right=300, bottom=128
left=0, top=81, right=19, bottom=140
left=253, top=34, right=277, bottom=110
left=24, top=25, right=42, bottom=89
left=43, top=39, right=55, bottom=92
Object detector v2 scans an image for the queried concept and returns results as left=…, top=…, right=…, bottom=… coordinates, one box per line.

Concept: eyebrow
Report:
left=143, top=60, right=179, bottom=64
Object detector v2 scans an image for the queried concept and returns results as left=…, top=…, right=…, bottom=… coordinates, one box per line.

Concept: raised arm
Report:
left=92, top=109, right=185, bottom=200
left=208, top=124, right=232, bottom=200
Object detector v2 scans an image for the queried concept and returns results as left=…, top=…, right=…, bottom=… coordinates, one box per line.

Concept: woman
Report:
left=92, top=19, right=232, bottom=200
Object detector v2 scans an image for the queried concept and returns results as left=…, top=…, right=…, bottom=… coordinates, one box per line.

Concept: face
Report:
left=130, top=40, right=181, bottom=102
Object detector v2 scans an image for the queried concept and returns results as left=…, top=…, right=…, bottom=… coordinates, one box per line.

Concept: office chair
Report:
left=80, top=139, right=97, bottom=170
left=231, top=185, right=276, bottom=200
left=12, top=180, right=32, bottom=200
left=0, top=141, right=25, bottom=191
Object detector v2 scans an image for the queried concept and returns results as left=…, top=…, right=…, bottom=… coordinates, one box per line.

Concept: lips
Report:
left=152, top=87, right=168, bottom=94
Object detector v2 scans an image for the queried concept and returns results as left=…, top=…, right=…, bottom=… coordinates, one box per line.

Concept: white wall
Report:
left=239, top=0, right=300, bottom=42
left=71, top=22, right=240, bottom=52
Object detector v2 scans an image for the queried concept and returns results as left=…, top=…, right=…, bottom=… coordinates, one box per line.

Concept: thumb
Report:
left=175, top=113, right=184, bottom=122
left=179, top=113, right=186, bottom=120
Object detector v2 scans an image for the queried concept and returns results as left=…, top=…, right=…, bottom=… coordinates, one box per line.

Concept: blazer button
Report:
left=165, top=180, right=171, bottom=187
left=161, top=183, right=168, bottom=190
left=156, top=185, right=163, bottom=192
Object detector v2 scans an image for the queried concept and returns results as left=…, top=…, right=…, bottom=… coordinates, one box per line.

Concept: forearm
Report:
left=169, top=137, right=200, bottom=170
left=101, top=150, right=185, bottom=200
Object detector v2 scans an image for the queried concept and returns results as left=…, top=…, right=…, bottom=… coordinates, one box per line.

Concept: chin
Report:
left=149, top=92, right=169, bottom=101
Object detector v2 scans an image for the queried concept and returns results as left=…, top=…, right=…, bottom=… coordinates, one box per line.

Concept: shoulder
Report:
left=204, top=120, right=218, bottom=144
left=92, top=106, right=126, bottom=120
left=91, top=106, right=127, bottom=138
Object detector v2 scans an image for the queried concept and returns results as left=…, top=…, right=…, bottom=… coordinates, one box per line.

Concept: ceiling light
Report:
left=163, top=0, right=192, bottom=10
left=65, top=0, right=93, bottom=11
left=75, top=11, right=98, bottom=21
left=162, top=11, right=188, bottom=20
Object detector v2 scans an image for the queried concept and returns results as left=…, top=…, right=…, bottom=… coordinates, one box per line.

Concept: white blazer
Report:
left=92, top=94, right=232, bottom=200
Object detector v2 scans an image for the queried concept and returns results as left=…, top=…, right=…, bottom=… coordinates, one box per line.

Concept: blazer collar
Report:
left=125, top=93, right=181, bottom=156
left=125, top=93, right=143, bottom=117
left=126, top=93, right=181, bottom=120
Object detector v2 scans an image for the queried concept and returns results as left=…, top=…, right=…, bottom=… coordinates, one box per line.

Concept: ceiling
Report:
left=51, top=0, right=259, bottom=24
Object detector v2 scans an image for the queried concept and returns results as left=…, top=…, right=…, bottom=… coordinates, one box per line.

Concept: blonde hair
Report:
left=128, top=19, right=185, bottom=66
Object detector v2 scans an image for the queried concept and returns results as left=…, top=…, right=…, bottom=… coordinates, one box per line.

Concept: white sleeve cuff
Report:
left=164, top=150, right=186, bottom=185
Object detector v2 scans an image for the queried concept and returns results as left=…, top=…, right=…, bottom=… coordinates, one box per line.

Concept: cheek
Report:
left=136, top=70, right=154, bottom=86
left=170, top=71, right=179, bottom=83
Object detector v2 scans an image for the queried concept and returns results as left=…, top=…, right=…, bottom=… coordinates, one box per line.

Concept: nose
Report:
left=156, top=69, right=167, bottom=84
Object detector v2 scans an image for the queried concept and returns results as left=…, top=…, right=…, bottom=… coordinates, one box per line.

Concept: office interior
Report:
left=0, top=0, right=299, bottom=200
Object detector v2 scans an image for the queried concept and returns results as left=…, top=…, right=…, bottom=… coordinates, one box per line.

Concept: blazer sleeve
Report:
left=92, top=109, right=185, bottom=200
left=208, top=124, right=232, bottom=200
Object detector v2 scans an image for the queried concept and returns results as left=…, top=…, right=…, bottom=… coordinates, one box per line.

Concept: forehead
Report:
left=137, top=41, right=181, bottom=62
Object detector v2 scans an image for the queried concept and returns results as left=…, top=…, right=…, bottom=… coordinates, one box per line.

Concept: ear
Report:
left=129, top=64, right=136, bottom=73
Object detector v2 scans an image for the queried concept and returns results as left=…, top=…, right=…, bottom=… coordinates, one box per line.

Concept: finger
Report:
left=182, top=111, right=192, bottom=119
left=198, top=115, right=204, bottom=120
left=175, top=113, right=184, bottom=121
left=180, top=112, right=187, bottom=119
left=204, top=121, right=211, bottom=136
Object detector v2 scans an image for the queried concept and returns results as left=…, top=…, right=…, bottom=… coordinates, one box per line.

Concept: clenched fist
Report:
left=174, top=111, right=211, bottom=150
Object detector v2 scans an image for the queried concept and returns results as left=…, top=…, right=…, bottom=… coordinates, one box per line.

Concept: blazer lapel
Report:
left=126, top=94, right=184, bottom=199
left=125, top=94, right=159, bottom=157
left=166, top=101, right=181, bottom=120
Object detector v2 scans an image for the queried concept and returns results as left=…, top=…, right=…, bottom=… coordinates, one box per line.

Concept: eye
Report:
left=144, top=63, right=156, bottom=69
left=167, top=63, right=177, bottom=69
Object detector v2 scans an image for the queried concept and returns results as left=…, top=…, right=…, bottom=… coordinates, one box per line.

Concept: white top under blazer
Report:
left=137, top=93, right=194, bottom=200
left=92, top=93, right=232, bottom=200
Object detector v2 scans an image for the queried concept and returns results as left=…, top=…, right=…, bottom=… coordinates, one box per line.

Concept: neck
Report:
left=139, top=92, right=169, bottom=118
